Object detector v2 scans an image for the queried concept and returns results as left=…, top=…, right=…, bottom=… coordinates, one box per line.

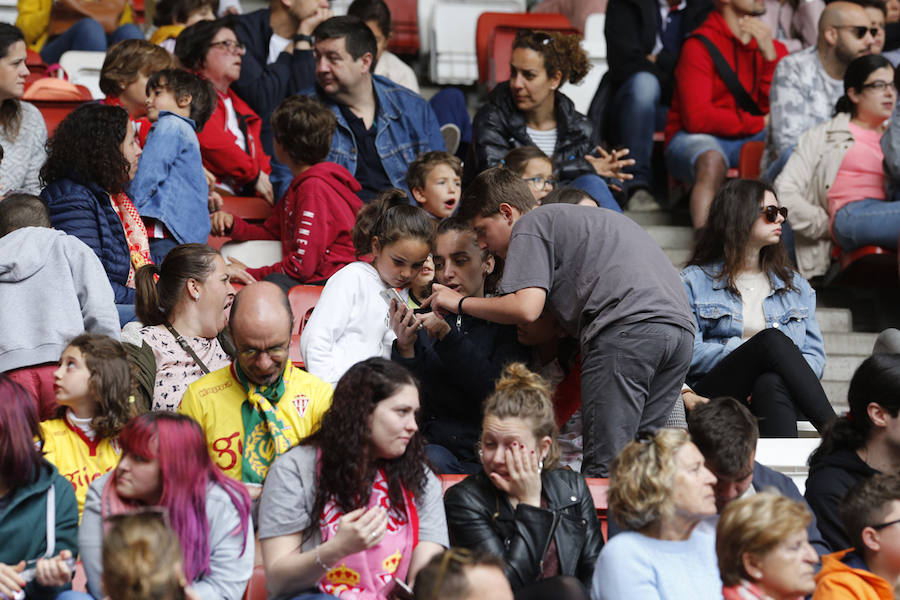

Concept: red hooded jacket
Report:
left=665, top=10, right=787, bottom=143
left=229, top=161, right=363, bottom=283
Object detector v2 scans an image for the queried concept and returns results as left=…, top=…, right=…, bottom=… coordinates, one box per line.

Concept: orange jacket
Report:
left=813, top=549, right=894, bottom=600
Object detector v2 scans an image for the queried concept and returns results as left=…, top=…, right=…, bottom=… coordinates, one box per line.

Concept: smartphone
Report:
left=5, top=556, right=77, bottom=600
left=384, top=577, right=415, bottom=600
left=379, top=288, right=405, bottom=307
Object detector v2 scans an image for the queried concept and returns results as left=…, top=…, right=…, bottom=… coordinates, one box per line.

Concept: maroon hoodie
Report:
left=229, top=161, right=363, bottom=282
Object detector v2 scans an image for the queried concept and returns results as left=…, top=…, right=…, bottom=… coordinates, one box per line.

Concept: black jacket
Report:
left=444, top=469, right=604, bottom=590
left=805, top=449, right=879, bottom=551
left=465, top=81, right=598, bottom=185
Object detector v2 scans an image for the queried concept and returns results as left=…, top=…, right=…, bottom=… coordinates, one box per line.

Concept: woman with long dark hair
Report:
left=40, top=102, right=146, bottom=326
left=805, top=353, right=900, bottom=551
left=258, top=358, right=447, bottom=599
left=681, top=178, right=836, bottom=437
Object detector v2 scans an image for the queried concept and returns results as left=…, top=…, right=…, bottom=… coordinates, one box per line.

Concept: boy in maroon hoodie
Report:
left=211, top=95, right=363, bottom=290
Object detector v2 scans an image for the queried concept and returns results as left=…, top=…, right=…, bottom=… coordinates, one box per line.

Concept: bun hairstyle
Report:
left=482, top=363, right=560, bottom=469
left=351, top=189, right=436, bottom=257
left=512, top=29, right=590, bottom=85
left=102, top=512, right=186, bottom=600
left=834, top=54, right=893, bottom=116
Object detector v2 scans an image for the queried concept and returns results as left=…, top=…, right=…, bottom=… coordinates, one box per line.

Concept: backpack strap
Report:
left=692, top=34, right=765, bottom=117
left=45, top=483, right=56, bottom=558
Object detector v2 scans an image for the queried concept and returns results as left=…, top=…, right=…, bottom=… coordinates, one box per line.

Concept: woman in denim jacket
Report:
left=681, top=179, right=836, bottom=437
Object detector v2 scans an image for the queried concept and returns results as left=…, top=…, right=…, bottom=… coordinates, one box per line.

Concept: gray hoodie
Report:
left=0, top=227, right=120, bottom=371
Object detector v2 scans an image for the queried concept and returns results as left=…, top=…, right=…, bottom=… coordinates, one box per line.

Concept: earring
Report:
left=192, top=295, right=200, bottom=302
left=538, top=459, right=544, bottom=470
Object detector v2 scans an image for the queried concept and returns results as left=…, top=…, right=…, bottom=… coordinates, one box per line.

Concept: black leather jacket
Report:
left=465, top=81, right=599, bottom=186
left=443, top=469, right=604, bottom=590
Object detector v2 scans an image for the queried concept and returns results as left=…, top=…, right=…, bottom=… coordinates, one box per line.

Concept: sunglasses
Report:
left=760, top=205, right=788, bottom=223
left=836, top=25, right=881, bottom=39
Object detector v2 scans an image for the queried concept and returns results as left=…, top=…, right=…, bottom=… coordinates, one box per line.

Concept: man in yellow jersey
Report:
left=180, top=282, right=333, bottom=498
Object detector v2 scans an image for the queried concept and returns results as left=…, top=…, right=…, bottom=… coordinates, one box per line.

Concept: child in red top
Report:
left=211, top=95, right=362, bottom=290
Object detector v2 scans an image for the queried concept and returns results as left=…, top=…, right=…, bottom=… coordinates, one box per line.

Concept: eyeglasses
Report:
left=209, top=39, right=245, bottom=54
left=862, top=80, right=898, bottom=92
left=237, top=343, right=290, bottom=362
left=760, top=205, right=789, bottom=223
left=870, top=518, right=900, bottom=530
left=522, top=175, right=556, bottom=190
left=835, top=25, right=881, bottom=39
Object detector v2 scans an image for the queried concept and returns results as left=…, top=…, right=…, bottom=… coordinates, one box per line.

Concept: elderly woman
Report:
left=591, top=428, right=721, bottom=600
left=175, top=17, right=274, bottom=204
left=716, top=492, right=819, bottom=600
left=444, top=363, right=603, bottom=600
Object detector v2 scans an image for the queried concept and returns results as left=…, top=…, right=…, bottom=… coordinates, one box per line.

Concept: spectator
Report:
left=258, top=358, right=447, bottom=599
left=665, top=0, right=788, bottom=229
left=468, top=29, right=629, bottom=213
left=130, top=244, right=251, bottom=412
left=406, top=151, right=463, bottom=220
left=0, top=193, right=119, bottom=422
left=761, top=0, right=825, bottom=51
left=765, top=1, right=875, bottom=181
left=16, top=0, right=143, bottom=65
left=0, top=376, right=78, bottom=600
left=604, top=0, right=710, bottom=208
left=99, top=39, right=175, bottom=147
left=300, top=192, right=434, bottom=385
left=210, top=94, right=363, bottom=290
left=0, top=24, right=44, bottom=196
left=390, top=219, right=528, bottom=474
left=443, top=363, right=603, bottom=599
left=806, top=353, right=900, bottom=552
left=688, top=397, right=830, bottom=555
left=775, top=55, right=896, bottom=280
left=813, top=474, right=900, bottom=599
left=503, top=146, right=556, bottom=204
left=413, top=549, right=514, bottom=600
left=231, top=0, right=330, bottom=199
left=40, top=334, right=141, bottom=518
left=348, top=0, right=418, bottom=93
left=40, top=103, right=147, bottom=327
left=151, top=0, right=220, bottom=52
left=860, top=0, right=888, bottom=52
left=881, top=56, right=900, bottom=202
left=79, top=413, right=253, bottom=600
left=427, top=168, right=695, bottom=477
left=304, top=16, right=444, bottom=201
left=591, top=429, right=721, bottom=599
left=680, top=179, right=835, bottom=437
left=179, top=282, right=333, bottom=488
left=717, top=492, right=819, bottom=600
left=129, top=69, right=217, bottom=262
left=175, top=18, right=274, bottom=204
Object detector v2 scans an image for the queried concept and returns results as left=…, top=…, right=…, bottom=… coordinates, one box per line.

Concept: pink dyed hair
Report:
left=114, top=412, right=251, bottom=582
left=0, top=375, right=46, bottom=491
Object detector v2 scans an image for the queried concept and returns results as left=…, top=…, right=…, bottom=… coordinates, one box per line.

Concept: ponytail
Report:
left=135, top=264, right=164, bottom=326
left=134, top=244, right=220, bottom=326
left=834, top=95, right=854, bottom=116
left=351, top=189, right=435, bottom=257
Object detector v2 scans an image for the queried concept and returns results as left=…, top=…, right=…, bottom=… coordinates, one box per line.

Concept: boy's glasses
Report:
left=209, top=40, right=245, bottom=54
left=835, top=25, right=880, bottom=39
left=760, top=205, right=789, bottom=223
left=522, top=176, right=556, bottom=190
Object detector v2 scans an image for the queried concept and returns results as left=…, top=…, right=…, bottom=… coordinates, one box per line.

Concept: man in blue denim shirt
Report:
left=304, top=16, right=445, bottom=201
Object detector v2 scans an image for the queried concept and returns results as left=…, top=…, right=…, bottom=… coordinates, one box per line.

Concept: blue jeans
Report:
left=833, top=198, right=900, bottom=250
left=665, top=129, right=767, bottom=183
left=425, top=443, right=480, bottom=475
left=566, top=173, right=622, bottom=212
left=40, top=19, right=144, bottom=64
left=610, top=71, right=669, bottom=192
left=57, top=592, right=92, bottom=599
left=149, top=237, right=178, bottom=265
left=269, top=157, right=293, bottom=205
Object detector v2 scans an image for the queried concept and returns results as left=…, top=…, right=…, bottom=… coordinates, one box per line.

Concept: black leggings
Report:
left=514, top=576, right=590, bottom=600
left=692, top=329, right=836, bottom=436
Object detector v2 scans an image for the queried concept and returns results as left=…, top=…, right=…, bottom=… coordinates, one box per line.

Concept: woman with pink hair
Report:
left=78, top=412, right=252, bottom=600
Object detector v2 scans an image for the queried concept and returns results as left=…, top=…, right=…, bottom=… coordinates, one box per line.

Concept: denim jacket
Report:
left=128, top=111, right=210, bottom=244
left=681, top=263, right=826, bottom=378
left=303, top=75, right=445, bottom=195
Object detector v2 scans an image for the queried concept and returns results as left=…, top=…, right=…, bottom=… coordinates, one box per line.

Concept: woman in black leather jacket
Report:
left=443, top=363, right=603, bottom=600
left=466, top=29, right=632, bottom=213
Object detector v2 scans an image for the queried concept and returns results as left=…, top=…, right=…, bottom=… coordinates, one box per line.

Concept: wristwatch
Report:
left=292, top=34, right=314, bottom=45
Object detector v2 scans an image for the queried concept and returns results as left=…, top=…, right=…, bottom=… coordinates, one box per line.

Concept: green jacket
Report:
left=0, top=461, right=78, bottom=599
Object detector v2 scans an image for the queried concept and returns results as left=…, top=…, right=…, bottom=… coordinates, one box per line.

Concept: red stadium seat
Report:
left=221, top=195, right=273, bottom=222
left=24, top=80, right=93, bottom=135
left=737, top=140, right=765, bottom=180
left=288, top=285, right=324, bottom=368
left=384, top=0, right=419, bottom=54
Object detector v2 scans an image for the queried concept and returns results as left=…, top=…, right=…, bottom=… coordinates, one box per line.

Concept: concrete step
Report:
left=823, top=379, right=849, bottom=410
left=625, top=210, right=685, bottom=228
left=816, top=308, right=852, bottom=333
left=822, top=354, right=865, bottom=382
left=823, top=331, right=878, bottom=355
left=664, top=248, right=692, bottom=269
left=646, top=225, right=695, bottom=250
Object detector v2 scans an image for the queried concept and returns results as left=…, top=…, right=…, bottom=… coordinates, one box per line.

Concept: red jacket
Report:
left=664, top=11, right=787, bottom=143
left=101, top=97, right=152, bottom=147
left=229, top=161, right=362, bottom=283
left=198, top=88, right=272, bottom=190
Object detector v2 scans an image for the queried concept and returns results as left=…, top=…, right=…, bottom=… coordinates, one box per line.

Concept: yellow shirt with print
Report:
left=179, top=363, right=333, bottom=481
left=39, top=418, right=121, bottom=520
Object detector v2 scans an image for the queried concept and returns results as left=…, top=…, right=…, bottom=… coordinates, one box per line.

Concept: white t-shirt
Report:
left=526, top=126, right=557, bottom=158
left=267, top=33, right=291, bottom=65
left=735, top=271, right=772, bottom=340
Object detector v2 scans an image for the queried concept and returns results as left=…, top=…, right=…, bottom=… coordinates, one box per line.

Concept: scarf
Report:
left=109, top=191, right=153, bottom=287
left=233, top=362, right=293, bottom=484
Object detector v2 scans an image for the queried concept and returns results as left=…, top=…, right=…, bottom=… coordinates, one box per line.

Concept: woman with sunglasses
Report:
left=78, top=412, right=253, bottom=600
left=443, top=363, right=603, bottom=600
left=175, top=18, right=274, bottom=204
left=775, top=54, right=897, bottom=279
left=681, top=178, right=835, bottom=437
left=467, top=29, right=630, bottom=212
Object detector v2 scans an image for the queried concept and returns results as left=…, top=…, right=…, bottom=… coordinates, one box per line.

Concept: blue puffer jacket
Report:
left=42, top=178, right=135, bottom=304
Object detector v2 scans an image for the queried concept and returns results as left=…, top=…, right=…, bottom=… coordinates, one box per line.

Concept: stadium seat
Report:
left=219, top=241, right=283, bottom=270
left=241, top=565, right=266, bottom=600
left=58, top=50, right=106, bottom=99
left=824, top=243, right=898, bottom=288
left=737, top=140, right=765, bottom=180
left=288, top=285, right=325, bottom=367
left=23, top=79, right=92, bottom=134
left=385, top=0, right=420, bottom=54
left=221, top=196, right=273, bottom=222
